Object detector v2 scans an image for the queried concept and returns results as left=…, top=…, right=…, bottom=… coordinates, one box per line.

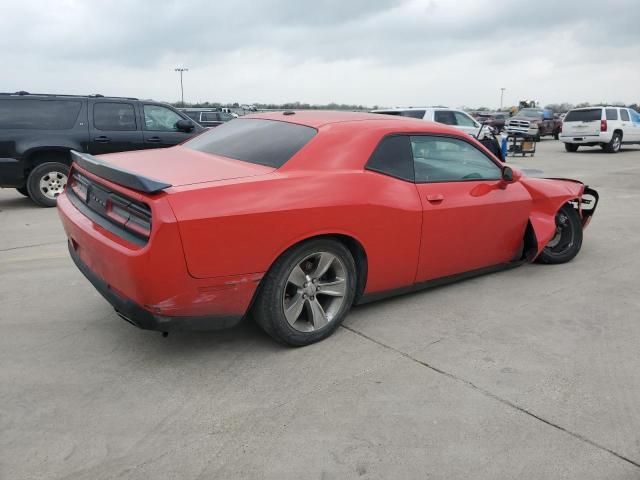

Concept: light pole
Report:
left=500, top=87, right=506, bottom=111
left=174, top=68, right=189, bottom=106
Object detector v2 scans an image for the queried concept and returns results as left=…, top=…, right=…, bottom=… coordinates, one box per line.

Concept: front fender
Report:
left=520, top=177, right=585, bottom=257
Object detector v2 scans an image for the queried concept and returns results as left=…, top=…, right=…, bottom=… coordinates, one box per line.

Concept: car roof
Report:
left=243, top=110, right=468, bottom=136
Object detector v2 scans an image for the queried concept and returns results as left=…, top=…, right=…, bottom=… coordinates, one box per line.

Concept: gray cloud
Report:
left=1, top=0, right=639, bottom=106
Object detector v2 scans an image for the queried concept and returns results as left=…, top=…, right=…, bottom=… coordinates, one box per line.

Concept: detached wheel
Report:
left=26, top=162, right=69, bottom=207
left=565, top=143, right=579, bottom=152
left=536, top=205, right=583, bottom=264
left=603, top=132, right=622, bottom=153
left=16, top=187, right=30, bottom=197
left=253, top=238, right=357, bottom=346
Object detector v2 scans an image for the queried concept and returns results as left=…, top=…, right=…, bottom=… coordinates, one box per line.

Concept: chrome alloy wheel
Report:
left=282, top=252, right=348, bottom=332
left=612, top=135, right=621, bottom=152
left=39, top=171, right=68, bottom=199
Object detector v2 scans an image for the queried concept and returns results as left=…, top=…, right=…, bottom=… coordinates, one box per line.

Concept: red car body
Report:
left=57, top=111, right=598, bottom=334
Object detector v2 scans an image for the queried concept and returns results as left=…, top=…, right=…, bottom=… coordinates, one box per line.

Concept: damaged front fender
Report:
left=519, top=177, right=599, bottom=258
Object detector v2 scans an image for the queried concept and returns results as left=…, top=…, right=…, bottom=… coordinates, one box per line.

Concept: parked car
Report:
left=371, top=107, right=482, bottom=137
left=58, top=111, right=598, bottom=346
left=560, top=106, right=640, bottom=153
left=476, top=112, right=507, bottom=132
left=0, top=92, right=204, bottom=206
left=505, top=108, right=562, bottom=141
left=180, top=108, right=236, bottom=128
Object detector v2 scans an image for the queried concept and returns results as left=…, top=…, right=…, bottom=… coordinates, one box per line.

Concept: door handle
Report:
left=426, top=194, right=444, bottom=203
left=147, top=136, right=161, bottom=143
left=94, top=136, right=111, bottom=143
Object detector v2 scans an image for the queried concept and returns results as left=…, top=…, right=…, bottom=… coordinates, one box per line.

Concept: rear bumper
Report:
left=68, top=240, right=242, bottom=331
left=559, top=133, right=611, bottom=144
left=0, top=157, right=25, bottom=187
left=58, top=185, right=260, bottom=332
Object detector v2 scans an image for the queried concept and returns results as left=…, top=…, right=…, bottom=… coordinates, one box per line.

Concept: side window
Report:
left=93, top=102, right=136, bottom=131
left=411, top=136, right=501, bottom=183
left=365, top=135, right=414, bottom=182
left=433, top=110, right=456, bottom=125
left=606, top=108, right=618, bottom=120
left=143, top=105, right=183, bottom=131
left=620, top=109, right=630, bottom=121
left=201, top=112, right=219, bottom=122
left=453, top=111, right=477, bottom=127
left=220, top=113, right=234, bottom=121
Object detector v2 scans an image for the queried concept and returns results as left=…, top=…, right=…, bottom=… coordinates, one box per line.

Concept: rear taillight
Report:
left=106, top=194, right=152, bottom=239
left=601, top=120, right=607, bottom=132
left=71, top=172, right=152, bottom=241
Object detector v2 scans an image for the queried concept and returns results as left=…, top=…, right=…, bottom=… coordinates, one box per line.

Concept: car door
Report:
left=88, top=101, right=144, bottom=155
left=142, top=104, right=194, bottom=148
left=411, top=135, right=531, bottom=282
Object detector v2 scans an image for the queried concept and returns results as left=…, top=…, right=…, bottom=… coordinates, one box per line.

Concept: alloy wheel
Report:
left=39, top=171, right=68, bottom=200
left=282, top=252, right=348, bottom=332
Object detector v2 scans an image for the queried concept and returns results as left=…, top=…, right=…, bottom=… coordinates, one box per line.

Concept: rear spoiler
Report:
left=70, top=151, right=172, bottom=194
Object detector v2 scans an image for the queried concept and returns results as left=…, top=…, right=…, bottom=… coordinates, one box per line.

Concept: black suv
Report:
left=0, top=92, right=204, bottom=206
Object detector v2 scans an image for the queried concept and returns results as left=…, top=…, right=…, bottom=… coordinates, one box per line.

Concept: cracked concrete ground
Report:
left=1, top=141, right=640, bottom=479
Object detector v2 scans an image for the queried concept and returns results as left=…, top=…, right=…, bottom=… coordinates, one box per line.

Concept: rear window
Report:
left=0, top=99, right=82, bottom=130
left=373, top=110, right=425, bottom=119
left=184, top=118, right=316, bottom=168
left=564, top=109, right=602, bottom=122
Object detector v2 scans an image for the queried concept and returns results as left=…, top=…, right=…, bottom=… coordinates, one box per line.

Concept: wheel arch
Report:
left=527, top=198, right=581, bottom=258
left=24, top=148, right=74, bottom=173
left=252, top=232, right=369, bottom=309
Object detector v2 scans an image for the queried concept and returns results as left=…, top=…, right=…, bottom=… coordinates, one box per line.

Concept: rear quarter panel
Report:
left=167, top=170, right=423, bottom=295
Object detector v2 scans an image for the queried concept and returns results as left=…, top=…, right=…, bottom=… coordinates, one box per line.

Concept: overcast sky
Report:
left=2, top=0, right=638, bottom=108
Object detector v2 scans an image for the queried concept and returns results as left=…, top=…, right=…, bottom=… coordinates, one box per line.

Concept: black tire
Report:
left=553, top=130, right=560, bottom=140
left=253, top=238, right=357, bottom=346
left=565, top=143, right=579, bottom=152
left=26, top=162, right=70, bottom=207
left=603, top=132, right=622, bottom=153
left=535, top=205, right=583, bottom=264
left=16, top=186, right=30, bottom=197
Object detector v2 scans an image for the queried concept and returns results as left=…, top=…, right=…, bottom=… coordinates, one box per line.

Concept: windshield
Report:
left=184, top=118, right=317, bottom=168
left=518, top=109, right=544, bottom=117
left=373, top=110, right=425, bottom=119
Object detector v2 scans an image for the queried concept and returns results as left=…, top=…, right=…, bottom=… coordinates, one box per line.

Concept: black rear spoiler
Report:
left=70, top=151, right=172, bottom=194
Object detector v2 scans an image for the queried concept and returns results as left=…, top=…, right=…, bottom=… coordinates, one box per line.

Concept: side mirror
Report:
left=176, top=119, right=194, bottom=132
left=502, top=166, right=514, bottom=182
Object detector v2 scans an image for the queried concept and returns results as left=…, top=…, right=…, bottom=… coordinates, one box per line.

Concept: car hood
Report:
left=98, top=146, right=275, bottom=187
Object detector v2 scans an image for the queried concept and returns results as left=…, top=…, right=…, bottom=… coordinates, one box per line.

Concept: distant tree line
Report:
left=171, top=100, right=639, bottom=113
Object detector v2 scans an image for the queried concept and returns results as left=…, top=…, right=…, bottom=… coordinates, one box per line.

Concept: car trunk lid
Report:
left=91, top=146, right=275, bottom=189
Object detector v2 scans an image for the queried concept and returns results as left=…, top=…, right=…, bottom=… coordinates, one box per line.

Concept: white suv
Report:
left=560, top=106, right=640, bottom=153
left=371, top=107, right=481, bottom=137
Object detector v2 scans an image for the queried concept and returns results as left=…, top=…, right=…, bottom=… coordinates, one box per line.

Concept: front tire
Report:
left=26, top=162, right=69, bottom=207
left=535, top=205, right=583, bottom=264
left=565, top=143, right=579, bottom=152
left=603, top=132, right=622, bottom=153
left=253, top=238, right=357, bottom=346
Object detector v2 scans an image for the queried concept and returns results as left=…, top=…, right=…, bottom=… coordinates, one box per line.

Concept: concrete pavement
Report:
left=1, top=140, right=640, bottom=479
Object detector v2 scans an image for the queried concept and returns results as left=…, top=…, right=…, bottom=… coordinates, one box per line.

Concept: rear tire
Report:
left=26, top=162, right=70, bottom=207
left=535, top=205, right=583, bottom=264
left=16, top=187, right=30, bottom=197
left=603, top=132, right=622, bottom=153
left=253, top=238, right=357, bottom=346
left=553, top=130, right=560, bottom=140
left=565, top=143, right=579, bottom=152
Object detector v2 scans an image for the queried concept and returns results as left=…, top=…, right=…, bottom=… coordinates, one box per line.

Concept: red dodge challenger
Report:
left=57, top=111, right=598, bottom=346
